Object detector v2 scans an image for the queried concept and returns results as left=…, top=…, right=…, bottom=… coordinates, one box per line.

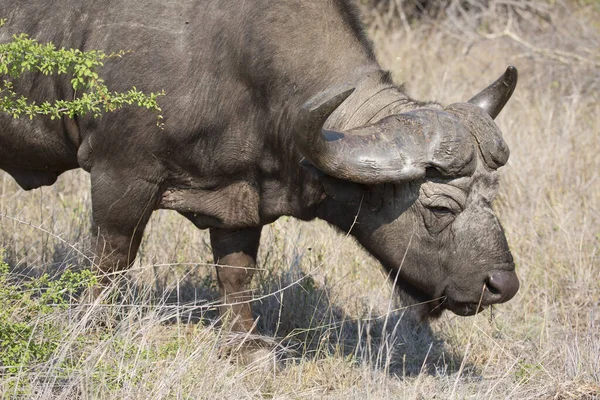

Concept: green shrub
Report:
left=0, top=251, right=97, bottom=375
left=0, top=18, right=164, bottom=124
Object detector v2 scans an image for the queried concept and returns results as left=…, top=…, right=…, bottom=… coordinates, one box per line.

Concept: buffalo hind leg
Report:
left=210, top=227, right=262, bottom=332
left=90, top=168, right=159, bottom=293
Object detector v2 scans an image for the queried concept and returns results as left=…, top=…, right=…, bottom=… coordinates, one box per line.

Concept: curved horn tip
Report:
left=468, top=66, right=518, bottom=119
left=295, top=86, right=355, bottom=165
left=305, top=87, right=355, bottom=113
left=503, top=66, right=518, bottom=87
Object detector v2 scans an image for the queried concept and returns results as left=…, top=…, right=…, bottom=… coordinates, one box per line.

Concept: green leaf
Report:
left=1, top=19, right=164, bottom=124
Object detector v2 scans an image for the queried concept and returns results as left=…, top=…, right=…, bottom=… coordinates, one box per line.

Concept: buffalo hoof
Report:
left=219, top=333, right=288, bottom=371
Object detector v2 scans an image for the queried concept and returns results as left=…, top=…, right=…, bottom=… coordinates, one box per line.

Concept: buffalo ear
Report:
left=322, top=175, right=386, bottom=211
left=300, top=158, right=326, bottom=179
left=321, top=175, right=367, bottom=208
left=302, top=159, right=369, bottom=207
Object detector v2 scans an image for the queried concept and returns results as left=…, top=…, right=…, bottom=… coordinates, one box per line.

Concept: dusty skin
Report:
left=1, top=0, right=518, bottom=332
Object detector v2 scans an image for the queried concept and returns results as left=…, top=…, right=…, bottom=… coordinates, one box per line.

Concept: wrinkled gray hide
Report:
left=0, top=0, right=518, bottom=330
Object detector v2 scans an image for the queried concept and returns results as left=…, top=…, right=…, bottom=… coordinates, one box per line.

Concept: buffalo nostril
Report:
left=485, top=271, right=520, bottom=303
left=485, top=279, right=502, bottom=296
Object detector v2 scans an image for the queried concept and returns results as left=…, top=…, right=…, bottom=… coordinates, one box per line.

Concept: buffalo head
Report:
left=297, top=67, right=519, bottom=319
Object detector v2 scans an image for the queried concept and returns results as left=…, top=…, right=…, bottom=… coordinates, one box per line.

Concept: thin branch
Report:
left=481, top=22, right=600, bottom=68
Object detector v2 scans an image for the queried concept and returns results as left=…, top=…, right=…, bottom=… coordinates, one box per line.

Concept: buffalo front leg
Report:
left=90, top=168, right=160, bottom=289
left=210, top=227, right=262, bottom=332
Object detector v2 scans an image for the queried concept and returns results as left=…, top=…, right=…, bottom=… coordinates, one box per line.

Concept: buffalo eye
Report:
left=428, top=206, right=454, bottom=215
left=423, top=204, right=457, bottom=234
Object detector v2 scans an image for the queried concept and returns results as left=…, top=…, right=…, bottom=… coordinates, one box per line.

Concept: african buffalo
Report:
left=0, top=0, right=519, bottom=332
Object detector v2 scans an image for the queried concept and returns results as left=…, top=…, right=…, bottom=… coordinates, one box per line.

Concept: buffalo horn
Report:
left=295, top=86, right=355, bottom=177
left=300, top=87, right=355, bottom=139
left=468, top=66, right=518, bottom=119
left=296, top=88, right=478, bottom=184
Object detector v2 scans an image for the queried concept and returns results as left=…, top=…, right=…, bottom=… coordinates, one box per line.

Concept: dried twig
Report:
left=482, top=25, right=600, bottom=68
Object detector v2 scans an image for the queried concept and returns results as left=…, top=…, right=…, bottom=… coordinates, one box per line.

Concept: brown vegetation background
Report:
left=0, top=0, right=599, bottom=398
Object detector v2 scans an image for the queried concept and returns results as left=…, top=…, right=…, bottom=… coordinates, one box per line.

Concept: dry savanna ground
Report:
left=0, top=1, right=598, bottom=398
